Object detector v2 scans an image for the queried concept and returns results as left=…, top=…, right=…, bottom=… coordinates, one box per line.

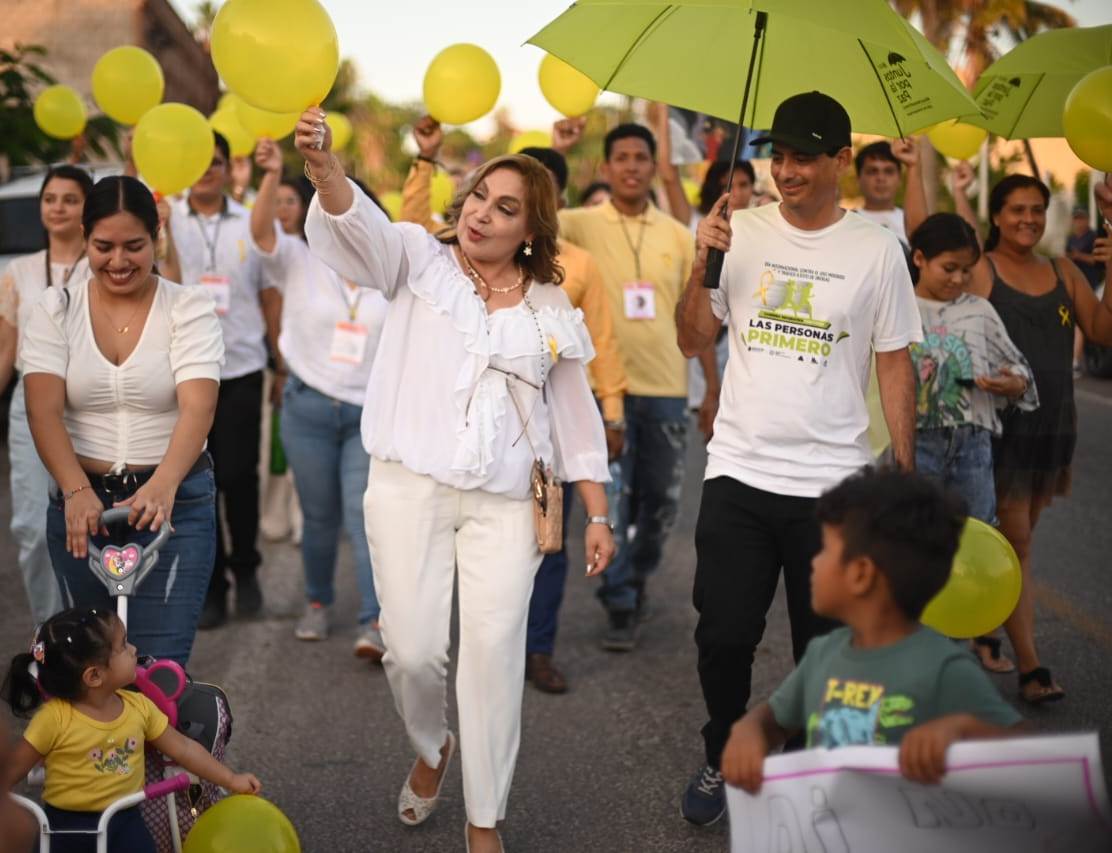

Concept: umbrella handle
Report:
left=703, top=247, right=726, bottom=290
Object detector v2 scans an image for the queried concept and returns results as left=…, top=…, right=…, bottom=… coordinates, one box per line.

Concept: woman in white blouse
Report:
left=21, top=176, right=224, bottom=666
left=297, top=110, right=615, bottom=853
left=0, top=165, right=93, bottom=625
left=250, top=138, right=388, bottom=655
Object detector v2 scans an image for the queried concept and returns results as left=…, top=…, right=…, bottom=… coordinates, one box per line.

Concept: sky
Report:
left=169, top=0, right=1112, bottom=138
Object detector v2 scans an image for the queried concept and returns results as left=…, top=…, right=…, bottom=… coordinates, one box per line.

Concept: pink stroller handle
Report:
left=134, top=660, right=187, bottom=729
left=143, top=773, right=191, bottom=801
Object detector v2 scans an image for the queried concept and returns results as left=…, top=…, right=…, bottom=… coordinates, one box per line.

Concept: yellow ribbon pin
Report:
left=1058, top=305, right=1071, bottom=327
left=548, top=336, right=560, bottom=363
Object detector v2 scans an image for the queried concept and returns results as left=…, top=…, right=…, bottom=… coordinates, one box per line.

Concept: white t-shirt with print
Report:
left=707, top=204, right=922, bottom=497
left=853, top=207, right=908, bottom=247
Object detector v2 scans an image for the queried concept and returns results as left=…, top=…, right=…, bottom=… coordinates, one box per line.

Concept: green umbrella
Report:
left=527, top=0, right=980, bottom=138
left=968, top=24, right=1112, bottom=139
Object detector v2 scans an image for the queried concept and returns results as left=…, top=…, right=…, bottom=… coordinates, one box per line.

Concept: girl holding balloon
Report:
left=0, top=165, right=93, bottom=627
left=296, top=109, right=614, bottom=853
left=960, top=173, right=1112, bottom=704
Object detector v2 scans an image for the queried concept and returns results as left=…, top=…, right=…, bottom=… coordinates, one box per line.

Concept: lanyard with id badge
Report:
left=194, top=214, right=231, bottom=316
left=330, top=280, right=369, bottom=365
left=619, top=213, right=655, bottom=320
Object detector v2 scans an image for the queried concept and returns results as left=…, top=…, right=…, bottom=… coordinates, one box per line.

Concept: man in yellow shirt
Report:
left=559, top=123, right=716, bottom=651
left=399, top=120, right=628, bottom=692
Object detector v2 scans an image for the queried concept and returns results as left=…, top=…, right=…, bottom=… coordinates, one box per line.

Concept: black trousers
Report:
left=693, top=476, right=838, bottom=768
left=206, top=370, right=263, bottom=600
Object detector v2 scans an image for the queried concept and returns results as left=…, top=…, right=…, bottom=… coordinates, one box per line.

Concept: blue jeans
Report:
left=598, top=395, right=688, bottom=613
left=47, top=464, right=217, bottom=666
left=915, top=425, right=996, bottom=523
left=526, top=488, right=576, bottom=655
left=281, top=373, right=379, bottom=624
left=43, top=803, right=155, bottom=853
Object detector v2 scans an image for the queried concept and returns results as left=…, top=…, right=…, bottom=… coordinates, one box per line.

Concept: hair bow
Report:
left=30, top=640, right=46, bottom=665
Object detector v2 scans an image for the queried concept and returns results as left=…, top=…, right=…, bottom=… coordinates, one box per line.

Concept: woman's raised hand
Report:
left=254, top=138, right=283, bottom=175
left=294, top=107, right=332, bottom=170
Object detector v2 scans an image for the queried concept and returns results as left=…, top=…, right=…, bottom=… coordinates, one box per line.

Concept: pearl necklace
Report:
left=460, top=250, right=525, bottom=296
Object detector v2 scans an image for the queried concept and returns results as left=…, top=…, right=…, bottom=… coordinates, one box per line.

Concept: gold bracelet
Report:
left=303, top=156, right=339, bottom=193
left=63, top=483, right=91, bottom=501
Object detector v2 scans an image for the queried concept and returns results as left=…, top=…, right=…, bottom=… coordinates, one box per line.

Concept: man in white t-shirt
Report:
left=852, top=139, right=927, bottom=249
left=674, top=91, right=921, bottom=825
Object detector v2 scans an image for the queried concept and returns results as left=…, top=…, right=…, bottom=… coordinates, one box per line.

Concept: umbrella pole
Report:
left=703, top=10, right=767, bottom=289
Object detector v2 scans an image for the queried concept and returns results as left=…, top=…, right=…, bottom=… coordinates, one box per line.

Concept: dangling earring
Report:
left=523, top=241, right=533, bottom=257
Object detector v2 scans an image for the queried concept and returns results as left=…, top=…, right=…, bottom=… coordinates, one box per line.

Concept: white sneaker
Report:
left=294, top=604, right=330, bottom=641
left=354, top=625, right=386, bottom=662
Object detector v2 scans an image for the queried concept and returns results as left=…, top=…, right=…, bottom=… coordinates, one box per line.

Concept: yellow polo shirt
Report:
left=559, top=201, right=694, bottom=398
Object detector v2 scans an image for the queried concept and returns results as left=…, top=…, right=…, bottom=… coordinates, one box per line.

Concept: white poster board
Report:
left=727, top=733, right=1112, bottom=853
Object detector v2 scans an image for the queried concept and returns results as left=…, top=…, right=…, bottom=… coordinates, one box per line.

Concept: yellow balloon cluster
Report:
left=211, top=0, right=339, bottom=113
left=920, top=519, right=1022, bottom=639
left=33, top=85, right=87, bottom=140
left=182, top=795, right=300, bottom=853
left=234, top=96, right=300, bottom=141
left=927, top=120, right=988, bottom=161
left=1063, top=66, right=1112, bottom=173
left=92, top=46, right=164, bottom=125
left=423, top=44, right=501, bottom=125
left=538, top=54, right=599, bottom=118
left=133, top=104, right=215, bottom=196
left=209, top=109, right=255, bottom=158
left=508, top=131, right=552, bottom=154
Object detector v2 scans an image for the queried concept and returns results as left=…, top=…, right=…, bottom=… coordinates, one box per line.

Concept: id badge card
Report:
left=200, top=274, right=231, bottom=316
left=623, top=281, right=656, bottom=320
left=330, top=321, right=369, bottom=365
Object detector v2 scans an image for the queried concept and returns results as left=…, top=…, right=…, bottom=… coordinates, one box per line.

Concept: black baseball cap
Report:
left=750, top=91, right=852, bottom=155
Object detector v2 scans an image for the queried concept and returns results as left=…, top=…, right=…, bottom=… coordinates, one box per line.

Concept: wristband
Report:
left=587, top=516, right=614, bottom=531
left=603, top=419, right=626, bottom=431
left=416, top=154, right=438, bottom=165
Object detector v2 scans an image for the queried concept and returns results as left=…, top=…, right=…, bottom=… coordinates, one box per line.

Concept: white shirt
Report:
left=707, top=204, right=922, bottom=497
left=0, top=250, right=91, bottom=372
left=305, top=182, right=609, bottom=499
left=170, top=196, right=273, bottom=379
left=20, top=277, right=224, bottom=470
left=853, top=207, right=908, bottom=247
left=253, top=229, right=387, bottom=406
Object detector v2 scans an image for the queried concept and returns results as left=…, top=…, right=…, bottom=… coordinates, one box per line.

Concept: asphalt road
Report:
left=4, top=379, right=1112, bottom=852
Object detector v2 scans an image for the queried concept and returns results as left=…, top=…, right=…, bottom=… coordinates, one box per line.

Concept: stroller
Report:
left=13, top=507, right=234, bottom=852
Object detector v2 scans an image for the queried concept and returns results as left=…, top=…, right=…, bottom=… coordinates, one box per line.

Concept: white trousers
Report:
left=364, top=459, right=541, bottom=827
left=9, top=380, right=62, bottom=625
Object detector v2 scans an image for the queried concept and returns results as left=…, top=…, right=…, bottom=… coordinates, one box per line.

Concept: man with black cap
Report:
left=674, top=91, right=920, bottom=825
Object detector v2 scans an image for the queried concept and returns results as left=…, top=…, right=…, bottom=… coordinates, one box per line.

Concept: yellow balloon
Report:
left=209, top=109, right=255, bottom=158
left=508, top=130, right=552, bottom=154
left=33, top=85, right=86, bottom=140
left=91, top=46, right=164, bottom=125
left=1063, top=66, right=1112, bottom=173
left=538, top=54, right=599, bottom=118
left=182, top=795, right=299, bottom=853
left=326, top=113, right=353, bottom=150
left=920, top=518, right=1022, bottom=639
left=423, top=44, right=500, bottom=125
left=683, top=178, right=701, bottom=206
left=431, top=171, right=455, bottom=216
left=217, top=92, right=239, bottom=113
left=235, top=97, right=300, bottom=141
left=380, top=191, right=402, bottom=222
left=133, top=103, right=214, bottom=196
left=211, top=0, right=339, bottom=113
left=927, top=120, right=988, bottom=161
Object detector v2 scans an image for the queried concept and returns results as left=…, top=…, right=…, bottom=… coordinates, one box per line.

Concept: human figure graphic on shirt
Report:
left=3, top=608, right=259, bottom=853
left=21, top=177, right=224, bottom=667
left=297, top=109, right=614, bottom=853
left=0, top=166, right=93, bottom=627
left=557, top=121, right=710, bottom=653
left=950, top=171, right=1112, bottom=704
left=166, top=132, right=282, bottom=630
left=675, top=91, right=920, bottom=826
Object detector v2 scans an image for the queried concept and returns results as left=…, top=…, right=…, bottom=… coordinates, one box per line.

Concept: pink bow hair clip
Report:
left=30, top=641, right=45, bottom=665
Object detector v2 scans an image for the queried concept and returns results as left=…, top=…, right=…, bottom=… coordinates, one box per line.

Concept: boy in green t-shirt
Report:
left=721, top=468, right=1022, bottom=791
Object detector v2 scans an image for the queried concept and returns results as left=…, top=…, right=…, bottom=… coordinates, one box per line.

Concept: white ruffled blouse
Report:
left=306, top=182, right=609, bottom=500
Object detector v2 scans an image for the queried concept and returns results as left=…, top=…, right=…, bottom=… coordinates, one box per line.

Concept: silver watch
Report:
left=587, top=516, right=614, bottom=531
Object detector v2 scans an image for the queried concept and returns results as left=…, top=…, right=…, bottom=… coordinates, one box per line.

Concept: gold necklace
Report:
left=460, top=250, right=524, bottom=297
left=96, top=279, right=149, bottom=335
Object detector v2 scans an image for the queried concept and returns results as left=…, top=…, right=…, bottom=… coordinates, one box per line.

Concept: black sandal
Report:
left=1018, top=667, right=1065, bottom=705
left=971, top=636, right=1015, bottom=674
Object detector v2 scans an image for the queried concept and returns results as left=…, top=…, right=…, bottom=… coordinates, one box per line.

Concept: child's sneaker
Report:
left=681, top=765, right=726, bottom=826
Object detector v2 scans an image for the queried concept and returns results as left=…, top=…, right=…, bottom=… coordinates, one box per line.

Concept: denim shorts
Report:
left=915, top=425, right=996, bottom=523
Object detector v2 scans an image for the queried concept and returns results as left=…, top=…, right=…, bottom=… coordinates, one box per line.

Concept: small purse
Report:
left=503, top=373, right=564, bottom=554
